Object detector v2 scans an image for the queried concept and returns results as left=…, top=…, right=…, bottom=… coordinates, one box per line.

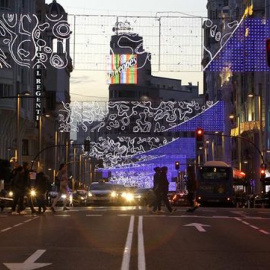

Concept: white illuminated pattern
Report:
left=0, top=14, right=70, bottom=69
left=59, top=100, right=213, bottom=133
left=109, top=170, right=154, bottom=188
left=59, top=101, right=214, bottom=167
left=203, top=5, right=253, bottom=71
left=88, top=136, right=170, bottom=168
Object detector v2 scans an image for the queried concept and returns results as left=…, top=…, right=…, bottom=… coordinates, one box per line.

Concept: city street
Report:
left=0, top=206, right=270, bottom=270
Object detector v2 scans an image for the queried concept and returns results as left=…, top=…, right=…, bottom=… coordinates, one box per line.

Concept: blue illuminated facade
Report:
left=101, top=101, right=225, bottom=188
left=206, top=19, right=269, bottom=72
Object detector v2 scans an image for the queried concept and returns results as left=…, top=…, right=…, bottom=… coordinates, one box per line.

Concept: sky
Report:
left=45, top=0, right=208, bottom=101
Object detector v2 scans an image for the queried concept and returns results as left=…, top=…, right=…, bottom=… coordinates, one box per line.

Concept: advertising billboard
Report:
left=107, top=54, right=137, bottom=84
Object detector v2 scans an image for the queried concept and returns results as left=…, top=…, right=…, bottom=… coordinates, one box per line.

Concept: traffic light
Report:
left=175, top=161, right=180, bottom=170
left=260, top=168, right=266, bottom=181
left=84, top=140, right=90, bottom=152
left=260, top=163, right=267, bottom=181
left=195, top=128, right=204, bottom=142
left=266, top=39, right=270, bottom=67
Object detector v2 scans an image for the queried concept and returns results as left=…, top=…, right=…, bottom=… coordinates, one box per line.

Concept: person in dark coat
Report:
left=11, top=166, right=28, bottom=215
left=35, top=166, right=50, bottom=214
left=186, top=166, right=200, bottom=212
left=152, top=166, right=176, bottom=213
left=147, top=167, right=162, bottom=212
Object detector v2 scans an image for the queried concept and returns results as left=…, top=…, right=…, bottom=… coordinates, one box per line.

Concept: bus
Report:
left=196, top=161, right=247, bottom=205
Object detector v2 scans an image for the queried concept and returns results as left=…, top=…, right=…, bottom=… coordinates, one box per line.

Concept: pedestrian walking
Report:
left=152, top=166, right=176, bottom=214
left=10, top=166, right=28, bottom=215
left=148, top=167, right=163, bottom=213
left=51, top=163, right=70, bottom=212
left=35, top=166, right=50, bottom=214
left=186, top=166, right=200, bottom=212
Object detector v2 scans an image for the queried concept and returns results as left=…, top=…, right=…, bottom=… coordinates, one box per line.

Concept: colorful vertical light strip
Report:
left=109, top=54, right=138, bottom=84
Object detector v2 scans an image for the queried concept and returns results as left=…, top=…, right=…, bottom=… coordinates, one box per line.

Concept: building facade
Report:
left=203, top=0, right=269, bottom=193
left=0, top=0, right=72, bottom=184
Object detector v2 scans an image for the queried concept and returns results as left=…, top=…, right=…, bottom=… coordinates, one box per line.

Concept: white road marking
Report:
left=234, top=217, right=270, bottom=235
left=1, top=227, right=12, bottom=232
left=184, top=223, right=210, bottom=232
left=138, top=216, right=146, bottom=270
left=259, top=230, right=270, bottom=235
left=4, top=249, right=51, bottom=270
left=121, top=215, right=134, bottom=270
left=13, top=223, right=23, bottom=227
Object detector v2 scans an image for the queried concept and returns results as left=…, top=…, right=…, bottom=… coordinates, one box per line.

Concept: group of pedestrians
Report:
left=148, top=166, right=177, bottom=214
left=9, top=162, right=70, bottom=215
left=148, top=165, right=199, bottom=214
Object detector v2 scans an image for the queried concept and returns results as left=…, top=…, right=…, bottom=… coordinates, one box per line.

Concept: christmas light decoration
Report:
left=0, top=14, right=70, bottom=69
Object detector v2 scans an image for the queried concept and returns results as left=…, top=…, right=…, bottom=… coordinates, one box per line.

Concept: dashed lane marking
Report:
left=234, top=217, right=270, bottom=235
left=0, top=217, right=38, bottom=233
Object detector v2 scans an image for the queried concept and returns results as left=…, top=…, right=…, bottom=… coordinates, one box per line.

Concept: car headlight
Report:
left=8, top=191, right=13, bottom=197
left=30, top=189, right=36, bottom=197
left=88, top=192, right=93, bottom=197
left=111, top=191, right=117, bottom=198
left=125, top=193, right=134, bottom=202
left=62, top=194, right=67, bottom=199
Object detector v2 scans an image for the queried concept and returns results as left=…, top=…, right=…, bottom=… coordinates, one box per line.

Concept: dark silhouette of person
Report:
left=35, top=166, right=50, bottom=214
left=148, top=167, right=162, bottom=212
left=11, top=166, right=27, bottom=215
left=186, top=166, right=200, bottom=212
left=153, top=166, right=176, bottom=213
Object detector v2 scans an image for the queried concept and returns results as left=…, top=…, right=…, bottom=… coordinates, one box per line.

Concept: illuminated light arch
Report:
left=61, top=101, right=224, bottom=186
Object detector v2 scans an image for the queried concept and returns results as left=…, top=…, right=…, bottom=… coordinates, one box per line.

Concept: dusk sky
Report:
left=45, top=0, right=208, bottom=101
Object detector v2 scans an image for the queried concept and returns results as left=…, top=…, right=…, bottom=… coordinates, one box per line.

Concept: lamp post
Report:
left=37, top=113, right=51, bottom=168
left=15, top=91, right=31, bottom=165
left=248, top=92, right=263, bottom=193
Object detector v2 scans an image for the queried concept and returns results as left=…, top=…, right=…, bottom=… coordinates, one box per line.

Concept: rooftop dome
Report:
left=48, top=0, right=66, bottom=16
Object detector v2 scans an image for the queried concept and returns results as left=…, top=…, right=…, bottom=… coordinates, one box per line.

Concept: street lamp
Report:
left=248, top=92, right=263, bottom=194
left=38, top=113, right=51, bottom=168
left=15, top=91, right=31, bottom=164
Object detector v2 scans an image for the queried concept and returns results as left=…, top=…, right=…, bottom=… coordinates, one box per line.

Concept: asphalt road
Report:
left=0, top=206, right=270, bottom=270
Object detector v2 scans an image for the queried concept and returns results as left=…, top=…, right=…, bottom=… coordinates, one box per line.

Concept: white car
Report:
left=87, top=182, right=123, bottom=205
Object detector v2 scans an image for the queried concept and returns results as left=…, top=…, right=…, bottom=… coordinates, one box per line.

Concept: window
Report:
left=22, top=139, right=29, bottom=156
left=0, top=0, right=8, bottom=9
left=0, top=84, right=12, bottom=97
